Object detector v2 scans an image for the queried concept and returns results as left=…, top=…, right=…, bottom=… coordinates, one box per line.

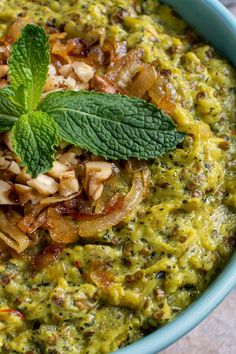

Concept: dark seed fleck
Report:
left=196, top=91, right=206, bottom=99
left=156, top=271, right=166, bottom=279
left=160, top=69, right=171, bottom=77
left=228, top=237, right=236, bottom=248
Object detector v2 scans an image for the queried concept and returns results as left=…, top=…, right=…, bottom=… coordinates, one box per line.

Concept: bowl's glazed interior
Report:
left=163, top=0, right=236, bottom=67
left=0, top=2, right=235, bottom=354
left=116, top=1, right=236, bottom=353
left=116, top=253, right=236, bottom=354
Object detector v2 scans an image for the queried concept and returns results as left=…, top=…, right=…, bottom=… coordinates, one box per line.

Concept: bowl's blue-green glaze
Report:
left=163, top=0, right=236, bottom=67
left=116, top=1, right=236, bottom=353
left=116, top=253, right=236, bottom=354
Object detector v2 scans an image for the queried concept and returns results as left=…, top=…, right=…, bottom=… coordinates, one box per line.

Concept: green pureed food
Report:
left=0, top=1, right=235, bottom=353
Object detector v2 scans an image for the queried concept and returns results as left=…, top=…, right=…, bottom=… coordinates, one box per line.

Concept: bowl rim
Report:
left=161, top=0, right=236, bottom=66
left=116, top=1, right=236, bottom=353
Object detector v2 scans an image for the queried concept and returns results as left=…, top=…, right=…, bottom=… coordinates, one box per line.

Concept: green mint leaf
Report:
left=39, top=91, right=184, bottom=160
left=0, top=86, right=24, bottom=132
left=9, top=24, right=50, bottom=111
left=11, top=111, right=58, bottom=177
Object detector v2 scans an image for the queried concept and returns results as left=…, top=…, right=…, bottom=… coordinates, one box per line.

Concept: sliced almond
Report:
left=84, top=161, right=113, bottom=201
left=58, top=151, right=77, bottom=166
left=59, top=171, right=79, bottom=197
left=3, top=132, right=13, bottom=151
left=15, top=184, right=36, bottom=205
left=0, top=65, right=8, bottom=79
left=0, top=180, right=14, bottom=205
left=8, top=161, right=20, bottom=175
left=27, top=174, right=59, bottom=196
left=59, top=64, right=73, bottom=77
left=72, top=62, right=95, bottom=83
left=48, top=161, right=67, bottom=179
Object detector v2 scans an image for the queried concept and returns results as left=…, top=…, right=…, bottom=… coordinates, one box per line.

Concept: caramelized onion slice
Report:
left=102, top=41, right=127, bottom=67
left=40, top=192, right=80, bottom=206
left=18, top=204, right=46, bottom=234
left=91, top=75, right=126, bottom=94
left=105, top=48, right=144, bottom=88
left=30, top=243, right=63, bottom=270
left=77, top=171, right=144, bottom=237
left=51, top=38, right=84, bottom=62
left=46, top=208, right=78, bottom=243
left=128, top=64, right=157, bottom=98
left=148, top=72, right=176, bottom=116
left=90, top=261, right=114, bottom=292
left=0, top=239, right=12, bottom=260
left=6, top=18, right=34, bottom=43
left=0, top=180, right=15, bottom=205
left=0, top=210, right=29, bottom=253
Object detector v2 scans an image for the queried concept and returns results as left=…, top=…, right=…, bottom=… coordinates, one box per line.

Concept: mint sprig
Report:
left=12, top=111, right=58, bottom=178
left=0, top=87, right=24, bottom=131
left=0, top=25, right=184, bottom=177
left=9, top=25, right=50, bottom=111
left=39, top=90, right=184, bottom=160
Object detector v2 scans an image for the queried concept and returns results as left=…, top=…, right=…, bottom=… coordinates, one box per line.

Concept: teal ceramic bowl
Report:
left=116, top=1, right=236, bottom=353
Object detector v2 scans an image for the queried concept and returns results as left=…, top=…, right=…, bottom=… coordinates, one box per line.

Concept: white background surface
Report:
left=161, top=3, right=236, bottom=353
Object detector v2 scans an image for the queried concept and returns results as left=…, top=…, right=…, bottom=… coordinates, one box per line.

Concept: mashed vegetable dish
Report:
left=0, top=1, right=235, bottom=353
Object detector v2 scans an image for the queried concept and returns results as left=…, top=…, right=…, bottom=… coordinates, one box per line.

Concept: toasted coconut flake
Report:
left=74, top=82, right=90, bottom=91
left=44, top=74, right=60, bottom=92
left=27, top=175, right=59, bottom=196
left=63, top=76, right=77, bottom=89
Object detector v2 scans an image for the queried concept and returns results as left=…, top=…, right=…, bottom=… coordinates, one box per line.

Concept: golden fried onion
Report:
left=77, top=171, right=145, bottom=237
left=0, top=210, right=29, bottom=253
